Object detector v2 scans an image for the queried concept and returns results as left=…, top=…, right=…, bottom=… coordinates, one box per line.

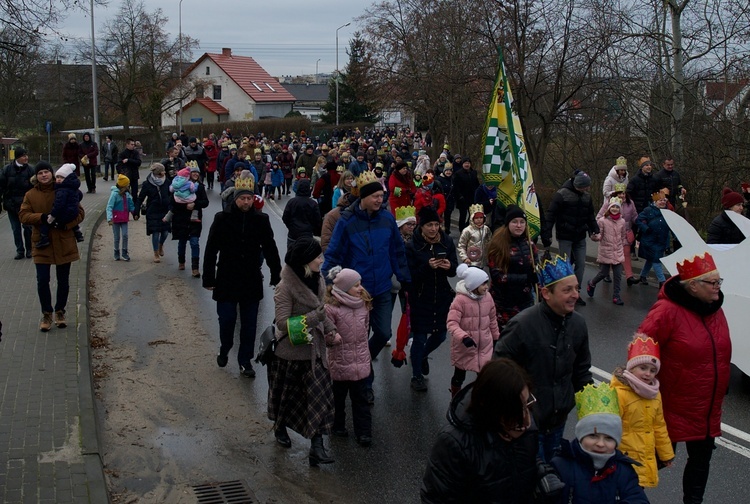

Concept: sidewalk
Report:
left=0, top=180, right=110, bottom=503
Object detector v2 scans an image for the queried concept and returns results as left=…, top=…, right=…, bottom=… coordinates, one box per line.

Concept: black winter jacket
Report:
left=652, top=167, right=682, bottom=206
left=541, top=179, right=598, bottom=246
left=0, top=161, right=35, bottom=212
left=203, top=203, right=281, bottom=302
left=707, top=211, right=745, bottom=244
left=494, top=302, right=593, bottom=432
left=170, top=182, right=208, bottom=241
left=489, top=235, right=536, bottom=313
left=282, top=180, right=322, bottom=240
left=452, top=167, right=480, bottom=210
left=51, top=173, right=82, bottom=224
left=406, top=228, right=457, bottom=334
left=117, top=147, right=142, bottom=183
left=137, top=174, right=171, bottom=236
left=421, top=383, right=539, bottom=504
left=626, top=170, right=658, bottom=213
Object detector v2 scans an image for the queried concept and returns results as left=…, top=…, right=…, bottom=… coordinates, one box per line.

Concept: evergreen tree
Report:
left=321, top=36, right=380, bottom=124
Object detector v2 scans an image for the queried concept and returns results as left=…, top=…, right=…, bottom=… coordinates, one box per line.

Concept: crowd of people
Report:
left=0, top=128, right=744, bottom=502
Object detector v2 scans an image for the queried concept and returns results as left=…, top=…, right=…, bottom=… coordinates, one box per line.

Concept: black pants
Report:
left=444, top=200, right=455, bottom=233
left=332, top=378, right=371, bottom=437
left=451, top=368, right=467, bottom=387
left=84, top=165, right=97, bottom=192
left=673, top=437, right=716, bottom=504
left=104, top=161, right=116, bottom=180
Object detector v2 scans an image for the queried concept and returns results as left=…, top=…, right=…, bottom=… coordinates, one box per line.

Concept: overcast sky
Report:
left=56, top=0, right=373, bottom=77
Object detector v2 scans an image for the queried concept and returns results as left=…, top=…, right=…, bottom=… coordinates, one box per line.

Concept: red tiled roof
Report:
left=185, top=49, right=296, bottom=103
left=705, top=80, right=749, bottom=102
left=186, top=97, right=229, bottom=115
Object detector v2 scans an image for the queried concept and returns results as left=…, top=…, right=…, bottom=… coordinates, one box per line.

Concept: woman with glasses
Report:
left=421, top=358, right=540, bottom=503
left=637, top=252, right=731, bottom=504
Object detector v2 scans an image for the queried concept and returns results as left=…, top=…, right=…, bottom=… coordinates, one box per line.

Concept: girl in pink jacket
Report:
left=586, top=197, right=628, bottom=305
left=446, top=264, right=501, bottom=398
left=324, top=266, right=373, bottom=447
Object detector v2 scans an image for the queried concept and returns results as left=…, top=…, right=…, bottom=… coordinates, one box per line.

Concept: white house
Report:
left=162, top=48, right=296, bottom=126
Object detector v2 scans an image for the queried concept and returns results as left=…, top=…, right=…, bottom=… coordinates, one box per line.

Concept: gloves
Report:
left=534, top=462, right=565, bottom=498
left=47, top=214, right=55, bottom=224
left=462, top=336, right=476, bottom=348
left=394, top=187, right=402, bottom=197
left=133, top=213, right=140, bottom=221
left=108, top=220, right=113, bottom=226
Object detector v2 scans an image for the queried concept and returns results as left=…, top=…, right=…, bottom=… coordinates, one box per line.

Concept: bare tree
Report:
left=0, top=28, right=42, bottom=134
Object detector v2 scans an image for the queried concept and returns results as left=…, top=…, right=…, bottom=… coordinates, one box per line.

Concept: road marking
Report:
left=590, top=365, right=750, bottom=458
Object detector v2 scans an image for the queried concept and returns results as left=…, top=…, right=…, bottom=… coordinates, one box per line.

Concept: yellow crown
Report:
left=469, top=204, right=484, bottom=217
left=356, top=170, right=378, bottom=188
left=615, top=156, right=627, bottom=167
left=395, top=205, right=416, bottom=221
left=186, top=160, right=198, bottom=169
left=234, top=176, right=255, bottom=193
left=575, top=383, right=620, bottom=420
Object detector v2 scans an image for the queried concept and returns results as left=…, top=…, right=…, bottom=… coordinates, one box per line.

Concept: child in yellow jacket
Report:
left=610, top=333, right=675, bottom=487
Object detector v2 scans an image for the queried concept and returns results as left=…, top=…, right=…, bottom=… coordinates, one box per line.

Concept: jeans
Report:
left=177, top=236, right=200, bottom=262
left=35, top=262, right=71, bottom=313
left=216, top=299, right=260, bottom=367
left=84, top=165, right=97, bottom=192
left=641, top=260, right=666, bottom=282
left=410, top=331, right=447, bottom=378
left=557, top=238, right=587, bottom=288
left=104, top=161, right=116, bottom=180
left=673, top=437, right=716, bottom=504
left=7, top=208, right=32, bottom=254
left=332, top=378, right=371, bottom=437
left=112, top=222, right=128, bottom=251
left=537, top=423, right=565, bottom=463
left=590, top=263, right=623, bottom=296
left=366, top=290, right=394, bottom=389
left=151, top=230, right=169, bottom=251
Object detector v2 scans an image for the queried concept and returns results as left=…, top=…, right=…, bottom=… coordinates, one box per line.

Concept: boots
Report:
left=158, top=244, right=164, bottom=256
left=55, top=309, right=67, bottom=328
left=153, top=251, right=161, bottom=263
left=191, top=257, right=201, bottom=278
left=121, top=249, right=130, bottom=262
left=40, top=312, right=53, bottom=332
left=178, top=256, right=185, bottom=270
left=275, top=426, right=291, bottom=448
left=450, top=385, right=461, bottom=398
left=309, top=434, right=334, bottom=466
left=114, top=249, right=120, bottom=261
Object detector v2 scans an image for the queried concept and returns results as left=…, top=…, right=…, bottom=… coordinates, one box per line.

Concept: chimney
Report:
left=221, top=48, right=232, bottom=57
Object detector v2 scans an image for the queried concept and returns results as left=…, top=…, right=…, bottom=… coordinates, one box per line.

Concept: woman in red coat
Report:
left=637, top=252, right=731, bottom=504
left=203, top=139, right=218, bottom=190
left=388, top=161, right=415, bottom=216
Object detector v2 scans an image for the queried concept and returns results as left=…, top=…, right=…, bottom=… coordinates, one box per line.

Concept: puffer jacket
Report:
left=282, top=179, right=321, bottom=240
left=595, top=215, right=626, bottom=265
left=637, top=277, right=731, bottom=442
left=541, top=178, right=598, bottom=246
left=323, top=200, right=411, bottom=297
left=325, top=290, right=370, bottom=381
left=602, top=166, right=629, bottom=197
left=706, top=211, right=745, bottom=244
left=611, top=373, right=674, bottom=488
left=635, top=204, right=670, bottom=261
left=137, top=173, right=171, bottom=235
left=273, top=266, right=336, bottom=366
left=627, top=169, right=658, bottom=213
left=170, top=182, right=208, bottom=241
left=421, top=383, right=539, bottom=504
left=51, top=173, right=82, bottom=224
left=652, top=167, right=683, bottom=206
left=494, top=302, right=593, bottom=432
left=406, top=227, right=458, bottom=335
left=597, top=196, right=637, bottom=234
left=0, top=161, right=35, bottom=212
left=457, top=223, right=491, bottom=268
left=447, top=282, right=500, bottom=373
left=19, top=180, right=84, bottom=265
left=551, top=439, right=648, bottom=504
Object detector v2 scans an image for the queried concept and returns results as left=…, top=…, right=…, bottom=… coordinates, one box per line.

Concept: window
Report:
left=205, top=66, right=210, bottom=75
left=195, top=84, right=205, bottom=97
left=213, top=85, right=222, bottom=100
left=251, top=82, right=263, bottom=92
left=265, top=82, right=276, bottom=92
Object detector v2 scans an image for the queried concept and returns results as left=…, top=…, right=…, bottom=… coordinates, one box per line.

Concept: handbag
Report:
left=255, top=323, right=280, bottom=366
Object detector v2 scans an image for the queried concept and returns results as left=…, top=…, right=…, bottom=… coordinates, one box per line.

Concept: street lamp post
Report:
left=316, top=58, right=320, bottom=83
left=90, top=0, right=100, bottom=148
left=178, top=0, right=184, bottom=131
left=335, top=22, right=351, bottom=126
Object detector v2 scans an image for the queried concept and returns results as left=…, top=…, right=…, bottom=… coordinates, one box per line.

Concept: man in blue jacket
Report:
left=323, top=174, right=411, bottom=404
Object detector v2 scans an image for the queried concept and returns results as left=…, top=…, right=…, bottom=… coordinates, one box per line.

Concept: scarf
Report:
left=150, top=174, right=165, bottom=186
left=610, top=213, right=621, bottom=220
left=332, top=287, right=365, bottom=308
left=421, top=230, right=442, bottom=244
left=622, top=370, right=660, bottom=399
left=581, top=447, right=616, bottom=471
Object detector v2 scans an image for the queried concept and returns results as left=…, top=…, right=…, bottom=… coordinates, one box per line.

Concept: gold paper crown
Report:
left=356, top=170, right=378, bottom=188
left=469, top=204, right=484, bottom=217
left=613, top=183, right=626, bottom=193
left=615, top=156, right=627, bottom=167
left=186, top=160, right=198, bottom=169
left=608, top=197, right=622, bottom=207
left=234, top=176, right=255, bottom=193
left=395, top=205, right=416, bottom=221
left=575, top=383, right=619, bottom=420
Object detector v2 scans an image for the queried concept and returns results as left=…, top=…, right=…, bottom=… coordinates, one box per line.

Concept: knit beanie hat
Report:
left=574, top=383, right=622, bottom=447
left=67, top=133, right=76, bottom=140
left=418, top=205, right=440, bottom=226
left=328, top=266, right=361, bottom=293
left=721, top=187, right=743, bottom=209
left=35, top=161, right=53, bottom=175
left=457, top=263, right=489, bottom=291
left=55, top=163, right=76, bottom=179
left=116, top=174, right=130, bottom=189
left=573, top=172, right=591, bottom=189
left=177, top=167, right=190, bottom=178
left=359, top=180, right=383, bottom=199
left=626, top=333, right=661, bottom=374
left=284, top=237, right=322, bottom=267
left=14, top=147, right=27, bottom=158
left=504, top=204, right=526, bottom=226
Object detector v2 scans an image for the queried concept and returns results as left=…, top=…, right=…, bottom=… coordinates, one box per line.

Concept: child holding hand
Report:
left=586, top=197, right=627, bottom=305
left=324, top=267, right=373, bottom=447
left=446, top=264, right=500, bottom=398
left=611, top=334, right=674, bottom=488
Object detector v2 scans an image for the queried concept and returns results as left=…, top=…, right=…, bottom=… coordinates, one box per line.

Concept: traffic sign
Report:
left=190, top=118, right=203, bottom=123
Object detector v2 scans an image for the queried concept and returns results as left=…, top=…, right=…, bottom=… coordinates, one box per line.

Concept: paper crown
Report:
left=234, top=176, right=255, bottom=193
left=469, top=203, right=484, bottom=217
left=536, top=253, right=575, bottom=287
left=652, top=188, right=669, bottom=201
left=575, top=382, right=620, bottom=420
left=423, top=172, right=434, bottom=185
left=186, top=160, right=198, bottom=169
left=395, top=205, right=416, bottom=222
left=615, top=156, right=627, bottom=167
left=627, top=334, right=660, bottom=365
left=676, top=252, right=717, bottom=281
left=613, top=183, right=626, bottom=193
left=608, top=197, right=622, bottom=209
left=356, top=170, right=379, bottom=188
